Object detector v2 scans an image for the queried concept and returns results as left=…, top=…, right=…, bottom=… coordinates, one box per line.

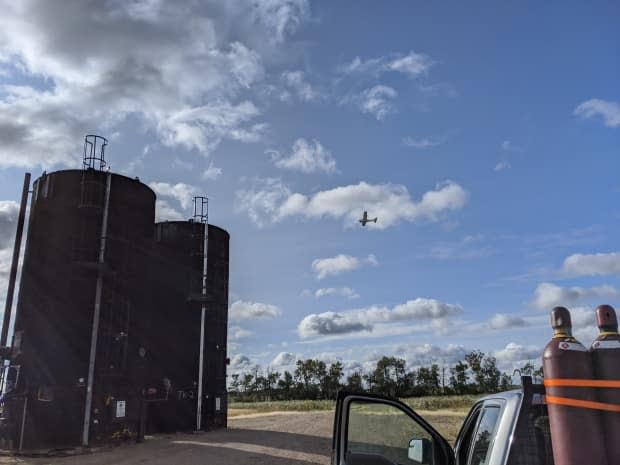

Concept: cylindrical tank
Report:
left=591, top=304, right=620, bottom=465
left=10, top=169, right=155, bottom=449
left=147, top=221, right=229, bottom=432
left=542, top=306, right=607, bottom=465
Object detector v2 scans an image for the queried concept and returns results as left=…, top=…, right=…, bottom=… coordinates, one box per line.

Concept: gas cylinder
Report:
left=591, top=304, right=620, bottom=465
left=543, top=306, right=607, bottom=465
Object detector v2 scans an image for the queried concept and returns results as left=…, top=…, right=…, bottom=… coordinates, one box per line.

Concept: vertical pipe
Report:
left=196, top=221, right=208, bottom=430
left=82, top=173, right=112, bottom=447
left=18, top=396, right=28, bottom=452
left=1, top=172, right=31, bottom=348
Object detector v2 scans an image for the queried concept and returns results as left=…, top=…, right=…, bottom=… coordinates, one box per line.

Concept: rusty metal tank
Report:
left=590, top=305, right=620, bottom=465
left=542, top=306, right=607, bottom=465
left=8, top=168, right=155, bottom=449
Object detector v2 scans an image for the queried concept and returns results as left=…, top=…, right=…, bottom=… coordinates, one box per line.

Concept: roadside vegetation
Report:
left=229, top=351, right=543, bottom=403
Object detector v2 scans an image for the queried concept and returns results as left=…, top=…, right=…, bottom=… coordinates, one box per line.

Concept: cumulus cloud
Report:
left=271, top=351, right=297, bottom=367
left=201, top=162, right=222, bottom=181
left=229, top=326, right=253, bottom=340
left=311, top=254, right=376, bottom=279
left=298, top=298, right=463, bottom=338
left=531, top=282, right=620, bottom=311
left=347, top=85, right=397, bottom=120
left=488, top=313, right=528, bottom=330
left=230, top=354, right=252, bottom=370
left=236, top=178, right=468, bottom=229
left=315, top=287, right=360, bottom=299
left=574, top=99, right=620, bottom=128
left=0, top=0, right=309, bottom=168
left=340, top=51, right=433, bottom=79
left=235, top=177, right=291, bottom=227
left=280, top=71, right=318, bottom=102
left=154, top=199, right=185, bottom=222
left=271, top=138, right=337, bottom=174
left=494, top=342, right=541, bottom=364
left=399, top=343, right=467, bottom=366
left=149, top=182, right=200, bottom=210
left=0, top=201, right=19, bottom=249
left=229, top=300, right=282, bottom=320
left=562, top=252, right=620, bottom=276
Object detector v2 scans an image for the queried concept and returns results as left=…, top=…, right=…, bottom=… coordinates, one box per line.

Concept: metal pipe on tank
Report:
left=197, top=221, right=208, bottom=431
left=1, top=173, right=31, bottom=348
left=82, top=172, right=112, bottom=447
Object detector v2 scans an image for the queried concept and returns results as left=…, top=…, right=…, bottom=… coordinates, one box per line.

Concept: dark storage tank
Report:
left=6, top=168, right=155, bottom=449
left=147, top=221, right=229, bottom=432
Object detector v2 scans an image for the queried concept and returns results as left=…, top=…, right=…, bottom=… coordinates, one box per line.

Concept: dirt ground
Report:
left=0, top=410, right=466, bottom=465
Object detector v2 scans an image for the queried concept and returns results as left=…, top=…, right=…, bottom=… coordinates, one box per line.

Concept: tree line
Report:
left=229, top=350, right=544, bottom=402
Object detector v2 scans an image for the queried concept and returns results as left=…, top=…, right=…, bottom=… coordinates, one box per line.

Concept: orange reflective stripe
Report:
left=546, top=395, right=620, bottom=413
left=544, top=378, right=620, bottom=388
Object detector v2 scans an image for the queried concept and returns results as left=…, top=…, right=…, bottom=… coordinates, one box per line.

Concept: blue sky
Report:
left=0, top=0, right=618, bottom=376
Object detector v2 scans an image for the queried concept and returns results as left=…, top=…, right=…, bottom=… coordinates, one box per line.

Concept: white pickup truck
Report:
left=331, top=377, right=552, bottom=465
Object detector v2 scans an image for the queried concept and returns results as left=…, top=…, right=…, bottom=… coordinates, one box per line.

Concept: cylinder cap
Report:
left=596, top=304, right=618, bottom=332
left=551, top=306, right=572, bottom=335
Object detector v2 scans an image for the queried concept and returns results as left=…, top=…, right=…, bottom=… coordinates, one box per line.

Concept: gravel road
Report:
left=0, top=412, right=334, bottom=465
left=0, top=409, right=465, bottom=465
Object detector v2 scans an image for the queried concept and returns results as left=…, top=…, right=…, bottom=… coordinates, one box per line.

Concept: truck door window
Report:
left=346, top=400, right=435, bottom=465
left=468, top=406, right=500, bottom=465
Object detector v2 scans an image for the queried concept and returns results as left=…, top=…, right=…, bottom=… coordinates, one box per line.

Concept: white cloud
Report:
left=229, top=326, right=253, bottom=340
left=236, top=178, right=468, bottom=229
left=149, top=182, right=199, bottom=209
left=229, top=300, right=282, bottom=320
left=202, top=162, right=222, bottom=181
left=574, top=99, right=620, bottom=128
left=251, top=0, right=310, bottom=44
left=494, top=161, right=511, bottom=172
left=349, top=85, right=397, bottom=120
left=402, top=137, right=442, bottom=149
left=340, top=51, right=433, bottom=79
left=272, top=138, right=337, bottom=173
left=298, top=298, right=463, bottom=338
left=0, top=201, right=19, bottom=249
left=315, top=287, right=360, bottom=299
left=235, top=177, right=291, bottom=228
left=280, top=71, right=318, bottom=102
left=488, top=313, right=528, bottom=330
left=494, top=342, right=541, bottom=364
left=230, top=354, right=252, bottom=370
left=311, top=254, right=377, bottom=279
left=154, top=199, right=185, bottom=222
left=271, top=351, right=297, bottom=367
left=0, top=1, right=308, bottom=168
left=531, top=282, right=620, bottom=311
left=562, top=252, right=620, bottom=276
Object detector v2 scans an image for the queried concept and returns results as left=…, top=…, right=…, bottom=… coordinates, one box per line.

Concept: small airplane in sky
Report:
left=359, top=211, right=377, bottom=226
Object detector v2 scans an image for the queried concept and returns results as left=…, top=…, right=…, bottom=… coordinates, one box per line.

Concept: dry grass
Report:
left=228, top=395, right=476, bottom=443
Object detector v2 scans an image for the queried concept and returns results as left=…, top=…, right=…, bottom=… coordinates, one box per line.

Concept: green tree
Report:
left=324, top=362, right=343, bottom=399
left=482, top=356, right=501, bottom=392
left=346, top=371, right=364, bottom=391
left=278, top=371, right=294, bottom=400
left=450, top=361, right=469, bottom=394
left=373, top=356, right=407, bottom=397
left=465, top=350, right=485, bottom=392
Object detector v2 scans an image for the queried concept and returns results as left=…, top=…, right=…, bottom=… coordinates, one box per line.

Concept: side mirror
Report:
left=408, top=437, right=433, bottom=463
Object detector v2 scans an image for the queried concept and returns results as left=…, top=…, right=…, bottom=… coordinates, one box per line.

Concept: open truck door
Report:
left=331, top=391, right=455, bottom=465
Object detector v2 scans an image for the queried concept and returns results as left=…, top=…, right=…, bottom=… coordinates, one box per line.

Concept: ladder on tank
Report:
left=192, top=196, right=209, bottom=431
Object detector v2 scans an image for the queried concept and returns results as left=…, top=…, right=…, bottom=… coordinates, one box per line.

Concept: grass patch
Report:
left=229, top=394, right=478, bottom=416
